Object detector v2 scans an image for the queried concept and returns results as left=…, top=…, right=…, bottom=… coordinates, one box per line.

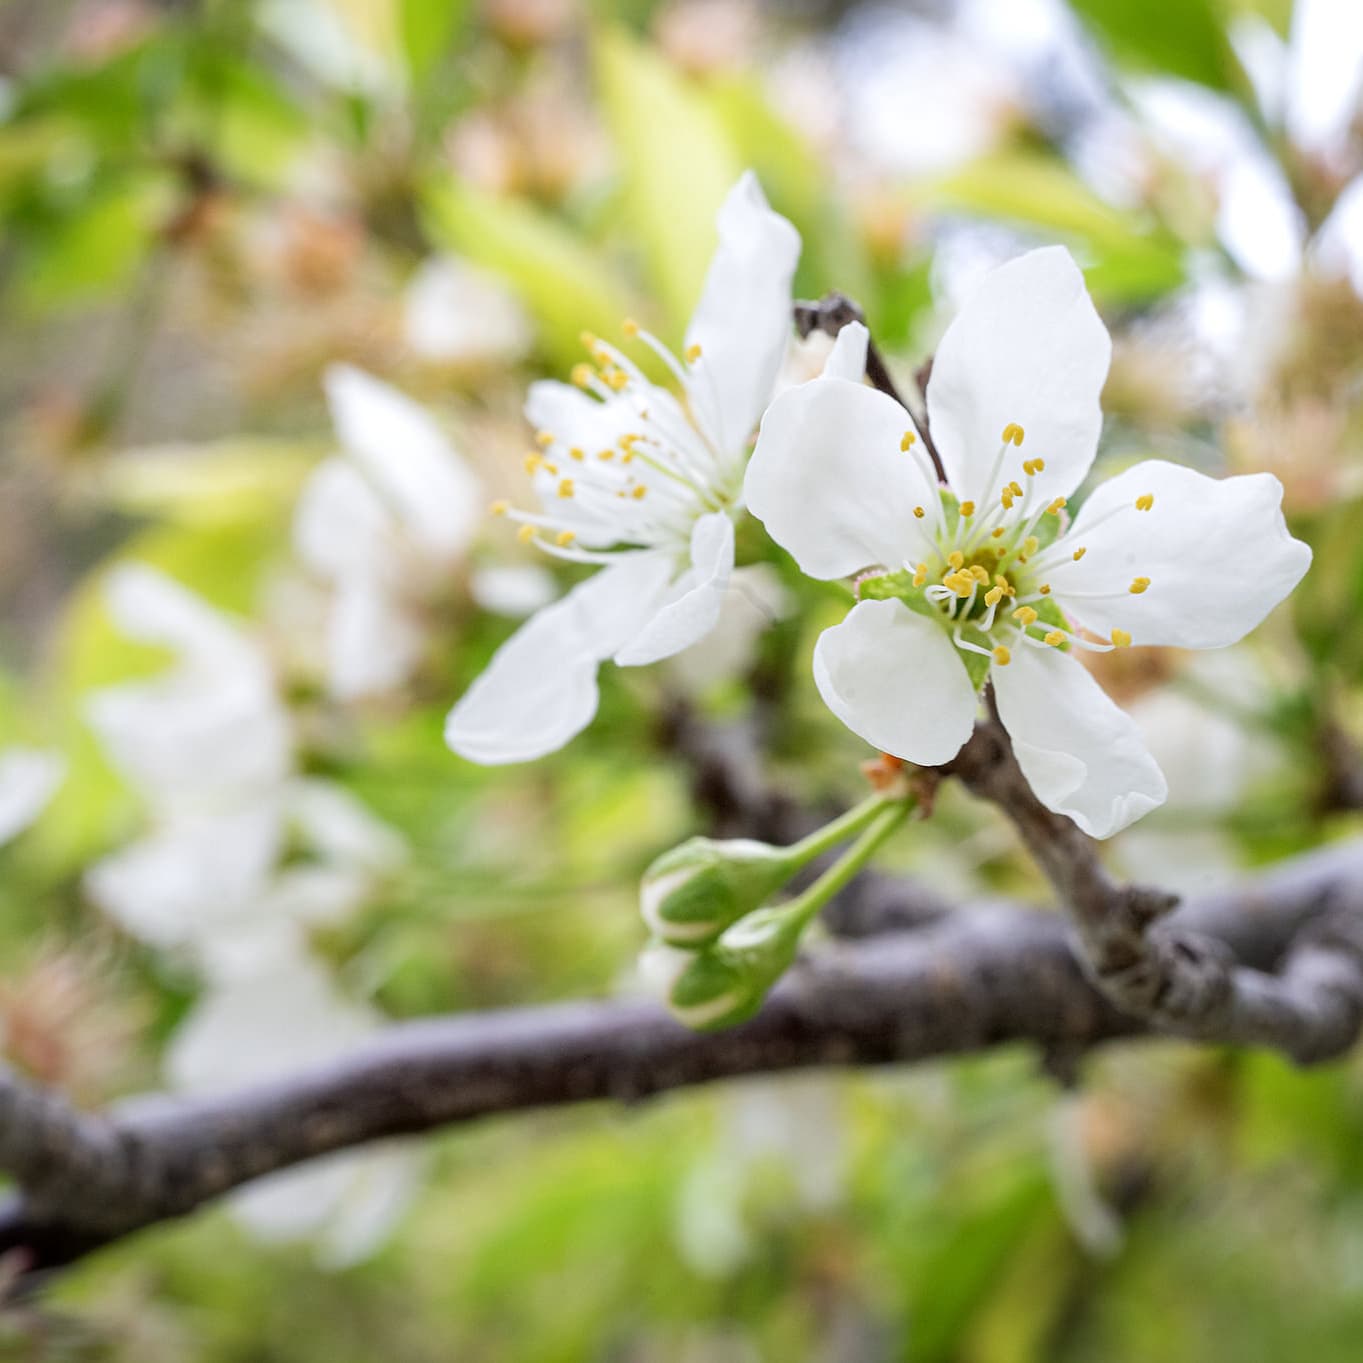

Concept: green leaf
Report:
left=420, top=177, right=633, bottom=370
left=1068, top=0, right=1243, bottom=91
left=399, top=0, right=469, bottom=82
left=593, top=26, right=741, bottom=333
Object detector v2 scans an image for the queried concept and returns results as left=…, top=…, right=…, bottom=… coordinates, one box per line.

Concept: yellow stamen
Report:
left=1129, top=577, right=1150, bottom=594
left=685, top=343, right=703, bottom=364
left=1072, top=546, right=1086, bottom=561
left=517, top=524, right=536, bottom=543
left=948, top=550, right=965, bottom=570
left=557, top=479, right=575, bottom=498
left=900, top=430, right=917, bottom=450
left=991, top=527, right=1006, bottom=539
left=524, top=454, right=542, bottom=474
left=579, top=330, right=598, bottom=350
left=1023, top=535, right=1039, bottom=557
left=960, top=501, right=976, bottom=518
left=1014, top=606, right=1038, bottom=626
left=1135, top=493, right=1154, bottom=512
left=556, top=530, right=576, bottom=546
left=985, top=586, right=1004, bottom=607
left=970, top=564, right=990, bottom=583
left=632, top=485, right=647, bottom=500
left=571, top=363, right=593, bottom=388
left=1002, top=422, right=1025, bottom=446
left=1046, top=497, right=1066, bottom=516
left=1111, top=628, right=1132, bottom=647
left=1009, top=481, right=1024, bottom=498
left=992, top=645, right=1011, bottom=665
left=913, top=564, right=928, bottom=587
left=1001, top=491, right=1016, bottom=510
left=1044, top=630, right=1066, bottom=647
left=1039, top=583, right=1051, bottom=595
left=913, top=506, right=926, bottom=519
left=598, top=448, right=615, bottom=462
left=489, top=499, right=510, bottom=516
left=604, top=368, right=629, bottom=392
left=535, top=431, right=554, bottom=448
left=569, top=446, right=586, bottom=462
left=622, top=317, right=640, bottom=337
left=1031, top=458, right=1045, bottom=472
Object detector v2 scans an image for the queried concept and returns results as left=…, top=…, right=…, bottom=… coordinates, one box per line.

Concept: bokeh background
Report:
left=1, top=0, right=1363, bottom=1359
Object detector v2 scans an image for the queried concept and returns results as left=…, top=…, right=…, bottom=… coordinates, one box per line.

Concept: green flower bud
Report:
left=665, top=904, right=803, bottom=1031
left=640, top=837, right=796, bottom=947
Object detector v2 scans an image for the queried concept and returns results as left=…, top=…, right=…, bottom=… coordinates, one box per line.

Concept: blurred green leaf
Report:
left=1068, top=0, right=1244, bottom=91
left=593, top=26, right=741, bottom=333
left=399, top=0, right=470, bottom=81
left=420, top=177, right=634, bottom=369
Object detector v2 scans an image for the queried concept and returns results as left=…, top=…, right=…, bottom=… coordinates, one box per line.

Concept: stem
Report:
left=786, top=792, right=899, bottom=867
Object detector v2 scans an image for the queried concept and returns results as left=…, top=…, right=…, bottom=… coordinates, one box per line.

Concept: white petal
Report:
left=324, top=365, right=482, bottom=561
left=615, top=513, right=734, bottom=666
left=468, top=563, right=558, bottom=618
left=288, top=778, right=407, bottom=873
left=1047, top=460, right=1311, bottom=649
left=993, top=645, right=1167, bottom=839
left=314, top=1146, right=422, bottom=1268
left=820, top=321, right=869, bottom=382
left=103, top=563, right=251, bottom=666
left=326, top=579, right=426, bottom=700
left=403, top=255, right=531, bottom=364
left=292, top=458, right=396, bottom=585
left=926, top=246, right=1110, bottom=504
left=683, top=172, right=802, bottom=457
left=0, top=748, right=64, bottom=846
left=812, top=599, right=977, bottom=765
left=665, top=563, right=791, bottom=692
left=445, top=555, right=674, bottom=764
left=746, top=377, right=934, bottom=579
left=1285, top=0, right=1363, bottom=157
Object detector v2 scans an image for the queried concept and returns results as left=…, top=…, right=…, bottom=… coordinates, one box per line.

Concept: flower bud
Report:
left=664, top=904, right=803, bottom=1031
left=640, top=837, right=796, bottom=947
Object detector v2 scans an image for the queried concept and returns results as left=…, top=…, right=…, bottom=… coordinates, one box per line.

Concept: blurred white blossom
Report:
left=403, top=256, right=533, bottom=367
left=0, top=748, right=65, bottom=846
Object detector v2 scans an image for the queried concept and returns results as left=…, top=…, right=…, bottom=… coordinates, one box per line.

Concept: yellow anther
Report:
left=1046, top=497, right=1066, bottom=515
left=1023, top=535, right=1039, bottom=557
left=948, top=550, right=965, bottom=570
left=1111, top=628, right=1132, bottom=647
left=619, top=433, right=642, bottom=449
left=993, top=645, right=1012, bottom=665
left=543, top=463, right=558, bottom=476
left=993, top=574, right=1011, bottom=592
left=1001, top=491, right=1015, bottom=511
left=913, top=506, right=926, bottom=519
left=970, top=564, right=990, bottom=583
left=556, top=530, right=576, bottom=546
left=524, top=453, right=542, bottom=474
left=569, top=446, right=586, bottom=462
left=535, top=431, right=555, bottom=448
left=985, top=586, right=1004, bottom=607
left=685, top=343, right=703, bottom=364
left=632, top=484, right=648, bottom=500
left=604, top=368, right=629, bottom=392
left=557, top=478, right=575, bottom=498
left=991, top=526, right=1006, bottom=539
left=1010, top=481, right=1024, bottom=498
left=1072, top=546, right=1086, bottom=561
left=517, top=524, right=536, bottom=543
left=960, top=500, right=976, bottom=518
left=1039, top=583, right=1051, bottom=595
left=913, top=564, right=928, bottom=587
left=1032, top=458, right=1045, bottom=472
left=1129, top=576, right=1150, bottom=594
left=1044, top=630, right=1066, bottom=647
left=1014, top=606, right=1038, bottom=627
left=622, top=317, right=640, bottom=337
left=1002, top=422, right=1025, bottom=446
left=1022, top=459, right=1038, bottom=477
left=571, top=363, right=594, bottom=388
left=900, top=430, right=917, bottom=450
left=1135, top=493, right=1154, bottom=511
left=489, top=499, right=510, bottom=516
left=579, top=330, right=598, bottom=349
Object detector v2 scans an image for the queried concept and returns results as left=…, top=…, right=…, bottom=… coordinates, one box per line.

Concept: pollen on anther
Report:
left=1023, top=535, right=1039, bottom=557
left=913, top=505, right=925, bottom=519
left=913, top=564, right=928, bottom=586
left=960, top=501, right=976, bottom=517
left=1043, top=630, right=1065, bottom=647
left=557, top=479, right=575, bottom=498
left=489, top=499, right=510, bottom=516
left=517, top=524, right=536, bottom=543
left=524, top=454, right=542, bottom=474
left=622, top=317, right=640, bottom=337
left=598, top=449, right=615, bottom=462
left=985, top=586, right=1004, bottom=607
left=1014, top=606, right=1038, bottom=626
left=991, top=527, right=1006, bottom=539
left=556, top=530, right=576, bottom=546
left=1111, top=628, right=1132, bottom=647
left=1072, top=546, right=1087, bottom=561
left=579, top=330, right=598, bottom=350
left=1039, top=583, right=1051, bottom=595
left=571, top=364, right=593, bottom=388
left=993, top=645, right=1012, bottom=665
left=900, top=431, right=917, bottom=451
left=1001, top=422, right=1025, bottom=446
left=1046, top=497, right=1066, bottom=515
left=685, top=343, right=703, bottom=364
left=569, top=446, right=586, bottom=461
left=1129, top=576, right=1151, bottom=594
left=535, top=431, right=555, bottom=448
left=1135, top=494, right=1154, bottom=511
left=970, top=564, right=990, bottom=583
left=632, top=485, right=648, bottom=500
left=948, top=550, right=965, bottom=569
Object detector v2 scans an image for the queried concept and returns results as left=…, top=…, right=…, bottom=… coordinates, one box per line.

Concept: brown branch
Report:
left=793, top=293, right=947, bottom=482
left=1, top=838, right=1362, bottom=1283
left=946, top=717, right=1363, bottom=1061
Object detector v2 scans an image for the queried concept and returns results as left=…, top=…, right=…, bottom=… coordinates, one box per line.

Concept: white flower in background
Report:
left=294, top=366, right=483, bottom=700
left=85, top=566, right=405, bottom=977
left=403, top=256, right=533, bottom=367
left=0, top=748, right=64, bottom=846
left=445, top=172, right=800, bottom=764
left=745, top=247, right=1310, bottom=838
left=166, top=953, right=421, bottom=1267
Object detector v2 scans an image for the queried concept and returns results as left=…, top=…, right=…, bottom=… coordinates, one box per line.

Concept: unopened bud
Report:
left=640, top=838, right=795, bottom=947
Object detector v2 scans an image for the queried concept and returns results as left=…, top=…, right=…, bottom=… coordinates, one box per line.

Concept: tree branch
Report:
left=1, top=838, right=1361, bottom=1282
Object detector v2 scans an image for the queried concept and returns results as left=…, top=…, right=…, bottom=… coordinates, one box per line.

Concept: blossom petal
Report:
left=0, top=749, right=64, bottom=846
left=293, top=458, right=395, bottom=585
left=325, top=365, right=482, bottom=561
left=926, top=246, right=1110, bottom=504
left=992, top=644, right=1167, bottom=838
left=684, top=172, right=801, bottom=457
left=1046, top=460, right=1311, bottom=649
left=746, top=379, right=935, bottom=579
left=326, top=579, right=426, bottom=700
left=445, top=554, right=674, bottom=764
left=812, top=599, right=977, bottom=765
left=820, top=321, right=869, bottom=382
left=288, top=778, right=407, bottom=874
left=615, top=513, right=734, bottom=666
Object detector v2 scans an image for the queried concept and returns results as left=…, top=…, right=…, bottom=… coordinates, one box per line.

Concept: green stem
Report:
left=786, top=792, right=901, bottom=868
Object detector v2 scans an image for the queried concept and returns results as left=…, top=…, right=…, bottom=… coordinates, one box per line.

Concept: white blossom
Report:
left=445, top=172, right=800, bottom=763
left=0, top=748, right=64, bottom=846
left=403, top=255, right=533, bottom=366
left=745, top=247, right=1310, bottom=838
left=294, top=366, right=483, bottom=700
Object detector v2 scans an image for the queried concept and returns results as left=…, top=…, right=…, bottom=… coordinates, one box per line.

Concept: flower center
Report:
left=488, top=324, right=738, bottom=568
